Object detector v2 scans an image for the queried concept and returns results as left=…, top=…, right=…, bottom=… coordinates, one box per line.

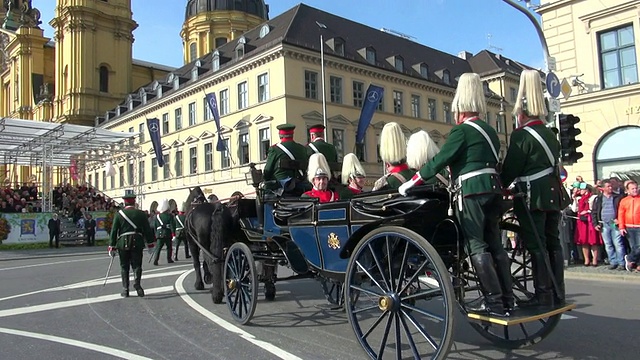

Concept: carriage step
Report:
left=467, top=302, right=576, bottom=326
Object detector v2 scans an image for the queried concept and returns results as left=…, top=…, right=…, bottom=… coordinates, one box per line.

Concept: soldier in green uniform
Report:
left=306, top=124, right=338, bottom=163
left=152, top=199, right=176, bottom=266
left=173, top=203, right=190, bottom=261
left=406, top=130, right=449, bottom=187
left=399, top=73, right=513, bottom=317
left=108, top=190, right=155, bottom=297
left=372, top=122, right=415, bottom=191
left=501, top=69, right=570, bottom=307
left=263, top=123, right=309, bottom=194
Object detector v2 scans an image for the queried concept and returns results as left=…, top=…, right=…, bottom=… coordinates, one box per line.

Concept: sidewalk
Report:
left=0, top=245, right=107, bottom=261
left=564, top=263, right=640, bottom=282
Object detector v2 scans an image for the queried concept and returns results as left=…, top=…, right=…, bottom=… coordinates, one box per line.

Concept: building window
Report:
left=353, top=81, right=364, bottom=108
left=189, top=42, right=197, bottom=61
left=204, top=143, right=213, bottom=171
left=175, top=150, right=183, bottom=177
left=332, top=129, right=344, bottom=161
left=420, top=63, right=429, bottom=78
left=428, top=98, right=437, bottom=121
left=139, top=161, right=145, bottom=184
left=377, top=92, right=384, bottom=111
left=239, top=132, right=249, bottom=165
left=221, top=139, right=231, bottom=168
left=509, top=87, right=517, bottom=103
left=102, top=171, right=106, bottom=189
left=138, top=123, right=145, bottom=143
left=163, top=154, right=170, bottom=179
left=599, top=25, right=638, bottom=88
left=305, top=70, right=318, bottom=99
left=330, top=76, right=342, bottom=103
left=188, top=102, right=196, bottom=126
left=128, top=163, right=134, bottom=185
left=128, top=127, right=134, bottom=146
left=443, top=70, right=451, bottom=85
left=162, top=113, right=169, bottom=134
left=189, top=147, right=198, bottom=174
left=99, top=66, right=109, bottom=93
left=443, top=102, right=452, bottom=124
left=215, top=37, right=227, bottom=48
left=88, top=174, right=92, bottom=187
left=151, top=158, right=158, bottom=181
left=111, top=174, right=115, bottom=189
left=258, top=73, right=269, bottom=103
left=212, top=51, right=220, bottom=71
left=175, top=108, right=182, bottom=130
left=366, top=47, right=376, bottom=64
left=259, top=128, right=270, bottom=160
left=411, top=94, right=420, bottom=118
left=119, top=166, right=124, bottom=187
left=203, top=97, right=213, bottom=121
left=394, top=56, right=404, bottom=72
left=238, top=81, right=248, bottom=110
left=393, top=90, right=403, bottom=115
left=219, top=89, right=229, bottom=116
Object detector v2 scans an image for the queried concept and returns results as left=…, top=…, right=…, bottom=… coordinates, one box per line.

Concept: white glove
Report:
left=172, top=236, right=177, bottom=242
left=399, top=174, right=424, bottom=196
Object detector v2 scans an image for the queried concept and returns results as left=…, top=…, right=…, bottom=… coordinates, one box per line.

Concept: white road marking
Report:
left=0, top=269, right=188, bottom=302
left=0, top=286, right=174, bottom=318
left=0, top=257, right=105, bottom=271
left=0, top=326, right=154, bottom=360
left=561, top=314, right=577, bottom=320
left=175, top=270, right=303, bottom=360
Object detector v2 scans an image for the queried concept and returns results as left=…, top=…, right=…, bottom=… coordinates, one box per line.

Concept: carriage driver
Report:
left=263, top=124, right=309, bottom=195
left=302, top=153, right=339, bottom=203
left=372, top=122, right=415, bottom=191
left=173, top=202, right=191, bottom=261
left=501, top=69, right=570, bottom=307
left=152, top=199, right=176, bottom=266
left=306, top=124, right=338, bottom=163
left=398, top=73, right=514, bottom=317
left=108, top=190, right=155, bottom=298
left=340, top=153, right=366, bottom=199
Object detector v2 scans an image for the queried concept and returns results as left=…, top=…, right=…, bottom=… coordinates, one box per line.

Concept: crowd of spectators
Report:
left=1, top=182, right=40, bottom=213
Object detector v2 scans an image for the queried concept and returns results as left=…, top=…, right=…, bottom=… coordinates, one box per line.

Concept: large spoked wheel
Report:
left=319, top=277, right=344, bottom=307
left=345, top=226, right=455, bottom=360
left=224, top=243, right=258, bottom=325
left=463, top=216, right=561, bottom=348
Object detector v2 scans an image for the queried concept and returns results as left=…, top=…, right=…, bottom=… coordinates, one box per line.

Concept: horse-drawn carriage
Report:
left=189, top=162, right=575, bottom=359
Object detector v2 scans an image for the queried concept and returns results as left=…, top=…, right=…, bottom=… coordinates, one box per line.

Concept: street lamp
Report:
left=316, top=21, right=328, bottom=140
left=502, top=0, right=550, bottom=72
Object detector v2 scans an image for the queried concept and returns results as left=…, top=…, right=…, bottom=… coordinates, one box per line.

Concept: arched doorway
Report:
left=593, top=125, right=640, bottom=182
left=149, top=201, right=158, bottom=214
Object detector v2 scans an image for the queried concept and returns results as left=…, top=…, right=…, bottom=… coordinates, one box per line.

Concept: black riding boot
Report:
left=133, top=267, right=144, bottom=297
left=518, top=251, right=554, bottom=307
left=548, top=249, right=565, bottom=305
left=167, top=240, right=174, bottom=264
left=174, top=243, right=179, bottom=261
left=493, top=251, right=515, bottom=311
left=468, top=253, right=508, bottom=317
left=120, top=271, right=130, bottom=298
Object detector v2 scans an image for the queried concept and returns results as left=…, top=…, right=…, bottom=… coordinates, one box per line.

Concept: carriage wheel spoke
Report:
left=399, top=260, right=429, bottom=296
left=402, top=309, right=439, bottom=350
left=350, top=283, right=383, bottom=298
left=503, top=325, right=510, bottom=340
left=538, top=318, right=548, bottom=326
left=400, top=302, right=444, bottom=323
left=352, top=303, right=380, bottom=314
left=401, top=287, right=442, bottom=302
left=376, top=311, right=394, bottom=359
left=398, top=311, right=420, bottom=359
left=356, top=260, right=386, bottom=293
left=519, top=323, right=530, bottom=339
left=394, top=313, right=402, bottom=360
left=367, top=242, right=390, bottom=292
left=395, top=241, right=410, bottom=294
left=361, top=310, right=388, bottom=340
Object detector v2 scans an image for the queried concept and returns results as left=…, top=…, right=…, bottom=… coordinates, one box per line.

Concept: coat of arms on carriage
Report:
left=327, top=232, right=340, bottom=250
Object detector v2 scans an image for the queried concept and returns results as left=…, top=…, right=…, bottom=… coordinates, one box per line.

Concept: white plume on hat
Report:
left=451, top=73, right=487, bottom=116
left=341, top=153, right=366, bottom=185
left=513, top=69, right=548, bottom=119
left=105, top=161, right=116, bottom=177
left=157, top=198, right=170, bottom=213
left=379, top=122, right=407, bottom=165
left=307, top=153, right=331, bottom=183
left=407, top=130, right=440, bottom=170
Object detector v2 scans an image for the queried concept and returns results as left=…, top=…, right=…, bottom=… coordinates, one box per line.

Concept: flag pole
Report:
left=202, top=89, right=236, bottom=166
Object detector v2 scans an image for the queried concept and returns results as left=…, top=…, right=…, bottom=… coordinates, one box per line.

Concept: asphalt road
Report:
left=0, top=250, right=636, bottom=360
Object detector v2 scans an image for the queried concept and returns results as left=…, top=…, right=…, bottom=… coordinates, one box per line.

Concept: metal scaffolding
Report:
left=0, top=117, right=140, bottom=212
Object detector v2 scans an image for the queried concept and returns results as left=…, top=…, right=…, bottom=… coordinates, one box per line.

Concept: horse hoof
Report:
left=212, top=295, right=223, bottom=304
left=203, top=274, right=213, bottom=285
left=195, top=282, right=205, bottom=291
left=265, top=284, right=276, bottom=301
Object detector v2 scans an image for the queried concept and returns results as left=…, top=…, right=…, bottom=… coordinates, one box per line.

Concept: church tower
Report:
left=50, top=0, right=137, bottom=126
left=181, top=0, right=269, bottom=64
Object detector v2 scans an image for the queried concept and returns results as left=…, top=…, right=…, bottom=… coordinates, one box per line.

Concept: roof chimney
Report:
left=458, top=51, right=473, bottom=60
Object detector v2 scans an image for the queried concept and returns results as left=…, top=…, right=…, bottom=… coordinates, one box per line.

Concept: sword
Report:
left=103, top=254, right=115, bottom=287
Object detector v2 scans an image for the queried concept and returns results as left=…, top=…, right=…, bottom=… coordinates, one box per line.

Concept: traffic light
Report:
left=558, top=114, right=583, bottom=165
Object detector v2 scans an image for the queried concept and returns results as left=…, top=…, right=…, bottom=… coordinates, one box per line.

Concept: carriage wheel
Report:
left=345, top=226, right=455, bottom=360
left=463, top=217, right=561, bottom=348
left=319, top=277, right=344, bottom=306
left=224, top=243, right=258, bottom=325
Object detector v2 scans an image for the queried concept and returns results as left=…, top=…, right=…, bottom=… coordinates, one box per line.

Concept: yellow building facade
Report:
left=97, top=3, right=530, bottom=209
left=0, top=0, right=173, bottom=185
left=538, top=0, right=640, bottom=184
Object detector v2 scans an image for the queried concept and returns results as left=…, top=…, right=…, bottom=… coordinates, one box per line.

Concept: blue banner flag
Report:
left=146, top=118, right=165, bottom=167
left=356, top=84, right=384, bottom=144
left=205, top=92, right=226, bottom=152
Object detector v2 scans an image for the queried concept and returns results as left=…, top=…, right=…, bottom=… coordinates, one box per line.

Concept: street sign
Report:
left=548, top=98, right=561, bottom=112
left=546, top=72, right=561, bottom=98
left=547, top=56, right=557, bottom=71
left=561, top=78, right=572, bottom=100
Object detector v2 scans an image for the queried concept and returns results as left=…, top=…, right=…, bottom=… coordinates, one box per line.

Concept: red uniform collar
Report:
left=124, top=205, right=135, bottom=209
left=304, top=189, right=338, bottom=203
left=347, top=184, right=362, bottom=194
left=462, top=116, right=480, bottom=122
left=518, top=119, right=545, bottom=129
left=388, top=163, right=409, bottom=173
left=312, top=138, right=325, bottom=142
left=280, top=138, right=294, bottom=143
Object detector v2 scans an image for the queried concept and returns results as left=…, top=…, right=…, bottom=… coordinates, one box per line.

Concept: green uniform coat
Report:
left=386, top=169, right=416, bottom=190
left=306, top=139, right=338, bottom=163
left=109, top=206, right=155, bottom=250
left=263, top=140, right=308, bottom=181
left=153, top=212, right=176, bottom=239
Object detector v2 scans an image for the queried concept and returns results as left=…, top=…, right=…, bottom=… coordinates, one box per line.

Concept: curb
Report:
left=565, top=270, right=640, bottom=283
left=0, top=250, right=106, bottom=262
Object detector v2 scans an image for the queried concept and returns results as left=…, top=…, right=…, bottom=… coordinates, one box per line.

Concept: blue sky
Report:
left=36, top=0, right=545, bottom=69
